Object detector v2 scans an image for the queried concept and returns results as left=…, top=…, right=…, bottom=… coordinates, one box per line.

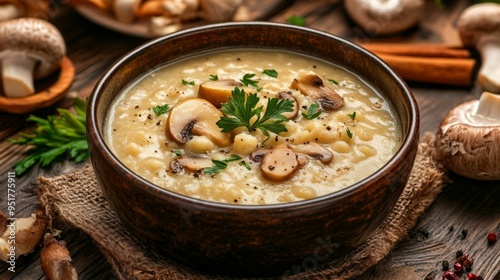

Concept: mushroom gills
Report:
left=2, top=56, right=36, bottom=97
left=278, top=91, right=299, bottom=119
left=290, top=74, right=344, bottom=110
left=166, top=98, right=231, bottom=147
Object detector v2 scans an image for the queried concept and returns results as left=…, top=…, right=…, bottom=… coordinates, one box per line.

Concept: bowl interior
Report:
left=90, top=22, right=418, bottom=208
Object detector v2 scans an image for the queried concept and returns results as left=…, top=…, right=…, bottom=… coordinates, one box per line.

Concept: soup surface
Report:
left=106, top=50, right=402, bottom=204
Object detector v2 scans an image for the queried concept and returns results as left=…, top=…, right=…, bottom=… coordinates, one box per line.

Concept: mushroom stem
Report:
left=2, top=56, right=36, bottom=97
left=477, top=37, right=500, bottom=93
left=475, top=91, right=500, bottom=120
left=0, top=4, right=20, bottom=21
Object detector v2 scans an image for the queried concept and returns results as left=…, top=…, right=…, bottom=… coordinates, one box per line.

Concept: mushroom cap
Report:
left=0, top=17, right=66, bottom=79
left=457, top=3, right=500, bottom=47
left=344, top=0, right=425, bottom=35
left=435, top=100, right=500, bottom=180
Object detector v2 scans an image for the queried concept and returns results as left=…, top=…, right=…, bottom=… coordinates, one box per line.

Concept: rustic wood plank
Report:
left=0, top=1, right=499, bottom=280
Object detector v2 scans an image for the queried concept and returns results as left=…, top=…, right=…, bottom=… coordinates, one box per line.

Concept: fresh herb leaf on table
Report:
left=216, top=87, right=294, bottom=137
left=9, top=98, right=89, bottom=176
left=287, top=15, right=306, bottom=26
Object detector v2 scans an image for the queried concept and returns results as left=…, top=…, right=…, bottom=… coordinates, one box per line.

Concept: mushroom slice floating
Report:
left=0, top=18, right=66, bottom=97
left=261, top=144, right=300, bottom=181
left=457, top=3, right=500, bottom=93
left=435, top=91, right=500, bottom=180
left=166, top=98, right=231, bottom=147
left=290, top=74, right=344, bottom=110
left=250, top=148, right=270, bottom=162
left=170, top=156, right=213, bottom=173
left=198, top=79, right=243, bottom=107
left=292, top=142, right=333, bottom=164
left=278, top=91, right=299, bottom=119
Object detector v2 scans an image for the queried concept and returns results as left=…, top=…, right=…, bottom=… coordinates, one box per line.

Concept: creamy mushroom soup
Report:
left=106, top=50, right=402, bottom=204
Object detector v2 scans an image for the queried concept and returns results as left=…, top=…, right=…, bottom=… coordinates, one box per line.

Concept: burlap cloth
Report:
left=37, top=132, right=448, bottom=280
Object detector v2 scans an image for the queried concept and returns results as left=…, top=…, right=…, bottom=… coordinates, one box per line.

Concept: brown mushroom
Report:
left=170, top=156, right=213, bottom=173
left=260, top=144, right=300, bottom=181
left=290, top=74, right=344, bottom=110
left=0, top=208, right=47, bottom=261
left=166, top=98, right=232, bottom=147
left=435, top=91, right=500, bottom=180
left=0, top=18, right=66, bottom=98
left=457, top=3, right=500, bottom=93
left=250, top=148, right=271, bottom=162
left=40, top=233, right=78, bottom=280
left=291, top=142, right=333, bottom=164
left=344, top=0, right=425, bottom=36
left=199, top=0, right=242, bottom=22
left=67, top=0, right=109, bottom=11
left=139, top=0, right=199, bottom=19
left=198, top=79, right=243, bottom=107
left=278, top=91, right=299, bottom=119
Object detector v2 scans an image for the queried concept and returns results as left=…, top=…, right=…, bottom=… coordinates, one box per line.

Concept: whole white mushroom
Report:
left=344, top=0, right=425, bottom=35
left=0, top=18, right=66, bottom=98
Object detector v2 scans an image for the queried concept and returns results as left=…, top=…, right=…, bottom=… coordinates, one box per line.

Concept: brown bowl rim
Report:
left=88, top=21, right=419, bottom=212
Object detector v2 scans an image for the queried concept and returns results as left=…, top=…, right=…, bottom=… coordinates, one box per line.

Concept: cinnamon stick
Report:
left=374, top=53, right=475, bottom=86
left=362, top=43, right=471, bottom=59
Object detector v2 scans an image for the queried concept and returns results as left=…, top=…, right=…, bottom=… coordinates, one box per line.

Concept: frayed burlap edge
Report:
left=37, top=132, right=449, bottom=280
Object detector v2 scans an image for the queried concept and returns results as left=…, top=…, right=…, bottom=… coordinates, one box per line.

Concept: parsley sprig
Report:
left=302, top=103, right=321, bottom=120
left=203, top=154, right=242, bottom=175
left=152, top=104, right=170, bottom=116
left=9, top=98, right=89, bottom=176
left=240, top=73, right=261, bottom=90
left=216, top=87, right=293, bottom=137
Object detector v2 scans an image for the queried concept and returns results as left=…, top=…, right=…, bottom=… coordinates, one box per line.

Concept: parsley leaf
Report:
left=203, top=154, right=242, bottom=175
left=209, top=74, right=218, bottom=81
left=152, top=104, right=170, bottom=116
left=182, top=79, right=195, bottom=85
left=216, top=87, right=293, bottom=137
left=262, top=69, right=278, bottom=78
left=239, top=160, right=251, bottom=170
left=346, top=127, right=353, bottom=139
left=286, top=15, right=306, bottom=26
left=328, top=79, right=339, bottom=85
left=302, top=103, right=321, bottom=120
left=9, top=98, right=89, bottom=176
left=171, top=149, right=183, bottom=156
left=240, top=73, right=261, bottom=90
left=347, top=112, right=356, bottom=121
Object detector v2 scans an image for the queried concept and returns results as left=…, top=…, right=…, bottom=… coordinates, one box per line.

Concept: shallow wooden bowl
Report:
left=87, top=22, right=419, bottom=277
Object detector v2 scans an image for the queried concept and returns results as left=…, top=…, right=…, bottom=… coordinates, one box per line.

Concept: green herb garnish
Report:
left=209, top=74, right=218, bottom=81
left=152, top=104, right=170, bottom=116
left=262, top=69, right=278, bottom=78
left=239, top=160, right=251, bottom=170
left=302, top=103, right=321, bottom=120
left=182, top=79, right=195, bottom=85
left=240, top=73, right=261, bottom=90
left=347, top=112, right=356, bottom=121
left=216, top=87, right=293, bottom=137
left=203, top=155, right=242, bottom=175
left=328, top=79, right=339, bottom=85
left=346, top=127, right=353, bottom=139
left=9, top=98, right=89, bottom=176
left=172, top=149, right=182, bottom=156
left=286, top=15, right=306, bottom=26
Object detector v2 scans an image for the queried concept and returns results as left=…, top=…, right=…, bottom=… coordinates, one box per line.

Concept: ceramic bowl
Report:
left=87, top=22, right=419, bottom=277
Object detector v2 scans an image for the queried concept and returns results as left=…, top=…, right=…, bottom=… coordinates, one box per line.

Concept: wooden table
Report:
left=1, top=1, right=499, bottom=279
